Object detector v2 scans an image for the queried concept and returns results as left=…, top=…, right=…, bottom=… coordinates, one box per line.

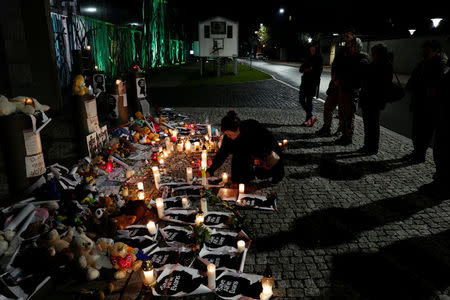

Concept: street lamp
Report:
left=408, top=29, right=416, bottom=35
left=279, top=8, right=285, bottom=14
left=332, top=33, right=339, bottom=36
left=83, top=7, right=97, bottom=13
left=308, top=37, right=312, bottom=43
left=431, top=18, right=443, bottom=28
left=260, top=23, right=263, bottom=27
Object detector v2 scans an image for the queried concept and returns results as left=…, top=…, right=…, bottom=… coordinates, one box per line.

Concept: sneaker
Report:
left=335, top=136, right=352, bottom=146
left=316, top=126, right=331, bottom=137
left=307, top=116, right=318, bottom=127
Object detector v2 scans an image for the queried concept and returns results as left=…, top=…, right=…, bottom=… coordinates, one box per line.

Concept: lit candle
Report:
left=237, top=240, right=245, bottom=253
left=86, top=45, right=91, bottom=51
left=177, top=141, right=184, bottom=153
left=239, top=183, right=245, bottom=194
left=137, top=182, right=144, bottom=190
left=207, top=124, right=212, bottom=137
left=195, top=213, right=204, bottom=226
left=154, top=173, right=160, bottom=190
left=186, top=167, right=193, bottom=184
left=182, top=197, right=188, bottom=209
left=201, top=198, right=207, bottom=212
left=278, top=142, right=282, bottom=148
left=207, top=264, right=216, bottom=290
left=201, top=161, right=207, bottom=186
left=201, top=150, right=207, bottom=164
left=94, top=65, right=98, bottom=70
left=163, top=150, right=168, bottom=158
left=115, top=79, right=121, bottom=85
left=283, top=139, right=288, bottom=149
left=156, top=198, right=164, bottom=218
left=172, top=129, right=178, bottom=139
left=152, top=166, right=159, bottom=176
left=185, top=140, right=191, bottom=154
left=146, top=221, right=157, bottom=235
left=215, top=129, right=219, bottom=137
left=142, top=260, right=157, bottom=287
left=122, top=186, right=129, bottom=197
left=260, top=282, right=273, bottom=300
left=194, top=141, right=200, bottom=152
left=159, top=158, right=165, bottom=166
left=138, top=191, right=145, bottom=200
left=106, top=162, right=113, bottom=173
left=222, top=172, right=228, bottom=184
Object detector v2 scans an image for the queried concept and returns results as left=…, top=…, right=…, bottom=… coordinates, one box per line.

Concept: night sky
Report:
left=78, top=0, right=449, bottom=41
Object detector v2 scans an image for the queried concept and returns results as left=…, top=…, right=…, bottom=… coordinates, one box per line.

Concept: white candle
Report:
left=239, top=183, right=245, bottom=194
left=237, top=240, right=245, bottom=253
left=152, top=166, right=159, bottom=175
left=201, top=150, right=207, bottom=164
left=195, top=213, right=204, bottom=226
left=215, top=129, right=219, bottom=137
left=182, top=197, right=188, bottom=209
left=201, top=161, right=207, bottom=186
left=260, top=283, right=273, bottom=300
left=137, top=182, right=144, bottom=190
left=185, top=140, right=191, bottom=154
left=154, top=173, right=160, bottom=190
left=283, top=139, right=288, bottom=149
left=177, top=141, right=184, bottom=153
left=207, top=124, right=212, bottom=137
left=222, top=172, right=228, bottom=184
left=147, top=221, right=157, bottom=235
left=138, top=191, right=145, bottom=200
left=143, top=269, right=155, bottom=286
left=207, top=264, right=216, bottom=290
left=156, top=198, right=164, bottom=218
left=194, top=141, right=200, bottom=152
left=200, top=198, right=207, bottom=212
left=186, top=167, right=193, bottom=184
left=163, top=150, right=168, bottom=158
left=159, top=158, right=165, bottom=166
left=278, top=142, right=282, bottom=148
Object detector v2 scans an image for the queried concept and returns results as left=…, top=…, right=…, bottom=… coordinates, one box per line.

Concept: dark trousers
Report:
left=433, top=109, right=450, bottom=183
left=299, top=84, right=316, bottom=119
left=337, top=88, right=356, bottom=139
left=322, top=90, right=338, bottom=129
left=412, top=105, right=435, bottom=159
left=231, top=152, right=285, bottom=183
left=361, top=104, right=381, bottom=150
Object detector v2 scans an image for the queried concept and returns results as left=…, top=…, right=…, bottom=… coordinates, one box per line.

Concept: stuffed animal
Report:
left=94, top=237, right=114, bottom=269
left=38, top=228, right=74, bottom=256
left=109, top=242, right=142, bottom=279
left=112, top=215, right=136, bottom=230
left=0, top=95, right=50, bottom=116
left=70, top=229, right=102, bottom=280
left=73, top=75, right=89, bottom=96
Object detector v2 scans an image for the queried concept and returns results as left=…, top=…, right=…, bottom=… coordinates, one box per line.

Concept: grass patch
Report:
left=182, top=61, right=271, bottom=86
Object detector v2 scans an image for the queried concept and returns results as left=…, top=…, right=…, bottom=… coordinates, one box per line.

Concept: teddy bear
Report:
left=112, top=215, right=136, bottom=230
left=70, top=229, right=103, bottom=280
left=109, top=242, right=142, bottom=279
left=0, top=94, right=50, bottom=116
left=73, top=75, right=89, bottom=96
left=38, top=228, right=74, bottom=256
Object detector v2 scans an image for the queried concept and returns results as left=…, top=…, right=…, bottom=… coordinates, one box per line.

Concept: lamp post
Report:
left=431, top=18, right=443, bottom=28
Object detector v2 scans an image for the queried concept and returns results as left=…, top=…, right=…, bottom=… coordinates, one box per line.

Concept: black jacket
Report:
left=360, top=59, right=393, bottom=108
left=207, top=120, right=281, bottom=175
left=300, top=54, right=323, bottom=88
left=336, top=52, right=369, bottom=92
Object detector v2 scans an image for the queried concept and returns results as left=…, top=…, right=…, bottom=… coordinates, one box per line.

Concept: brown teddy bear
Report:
left=112, top=215, right=136, bottom=230
left=109, top=242, right=142, bottom=279
left=38, top=228, right=74, bottom=256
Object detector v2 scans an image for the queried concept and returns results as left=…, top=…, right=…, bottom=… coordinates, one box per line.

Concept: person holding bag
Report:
left=206, top=111, right=285, bottom=184
left=359, top=43, right=393, bottom=154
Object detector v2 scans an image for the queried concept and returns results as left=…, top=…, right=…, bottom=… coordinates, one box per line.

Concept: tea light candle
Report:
left=185, top=140, right=191, bottom=154
left=186, top=167, right=193, bottom=184
left=137, top=182, right=144, bottom=191
left=237, top=240, right=245, bottom=253
left=122, top=186, right=129, bottom=197
left=147, top=221, right=157, bottom=235
left=182, top=197, right=188, bottom=209
left=156, top=198, right=164, bottom=218
left=222, top=172, right=228, bottom=184
left=207, top=264, right=216, bottom=290
left=201, top=198, right=207, bottom=212
left=138, top=191, right=145, bottom=200
left=195, top=213, right=204, bottom=226
left=207, top=124, right=212, bottom=137
left=239, top=183, right=245, bottom=194
left=194, top=141, right=200, bottom=152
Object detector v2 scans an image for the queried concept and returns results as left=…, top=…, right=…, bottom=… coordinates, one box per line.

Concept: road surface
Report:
left=239, top=58, right=413, bottom=138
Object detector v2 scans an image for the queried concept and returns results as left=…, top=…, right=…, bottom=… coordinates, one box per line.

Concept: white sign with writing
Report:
left=25, top=153, right=46, bottom=178
left=23, top=130, right=42, bottom=156
left=84, top=99, right=97, bottom=118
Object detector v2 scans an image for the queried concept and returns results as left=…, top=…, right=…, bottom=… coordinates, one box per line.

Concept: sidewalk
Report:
left=148, top=78, right=450, bottom=299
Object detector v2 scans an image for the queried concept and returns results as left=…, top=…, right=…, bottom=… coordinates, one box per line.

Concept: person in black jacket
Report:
left=406, top=40, right=447, bottom=163
left=299, top=43, right=323, bottom=127
left=206, top=111, right=284, bottom=184
left=359, top=43, right=393, bottom=154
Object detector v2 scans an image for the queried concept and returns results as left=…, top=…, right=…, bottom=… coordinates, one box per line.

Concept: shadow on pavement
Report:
left=316, top=229, right=450, bottom=300
left=253, top=191, right=446, bottom=251
left=286, top=155, right=414, bottom=180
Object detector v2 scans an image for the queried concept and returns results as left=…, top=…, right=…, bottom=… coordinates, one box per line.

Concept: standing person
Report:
left=316, top=28, right=356, bottom=137
left=299, top=42, right=323, bottom=127
left=206, top=111, right=285, bottom=184
left=334, top=38, right=369, bottom=145
left=406, top=40, right=447, bottom=163
left=359, top=43, right=393, bottom=154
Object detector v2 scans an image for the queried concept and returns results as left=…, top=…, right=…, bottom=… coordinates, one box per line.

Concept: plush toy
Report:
left=70, top=229, right=103, bottom=280
left=112, top=215, right=136, bottom=230
left=38, top=228, right=74, bottom=256
left=73, top=75, right=89, bottom=96
left=109, top=242, right=142, bottom=279
left=0, top=95, right=50, bottom=116
left=94, top=237, right=114, bottom=269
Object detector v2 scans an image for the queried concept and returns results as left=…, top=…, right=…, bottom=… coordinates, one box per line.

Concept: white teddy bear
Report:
left=0, top=95, right=50, bottom=116
left=70, top=229, right=102, bottom=281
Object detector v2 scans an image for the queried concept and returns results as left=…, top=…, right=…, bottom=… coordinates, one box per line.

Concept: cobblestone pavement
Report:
left=151, top=79, right=450, bottom=299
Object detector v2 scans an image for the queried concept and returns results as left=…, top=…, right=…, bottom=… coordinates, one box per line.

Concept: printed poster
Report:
left=25, top=153, right=46, bottom=178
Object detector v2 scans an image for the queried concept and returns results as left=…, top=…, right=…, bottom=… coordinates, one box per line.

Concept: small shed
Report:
left=198, top=16, right=239, bottom=76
